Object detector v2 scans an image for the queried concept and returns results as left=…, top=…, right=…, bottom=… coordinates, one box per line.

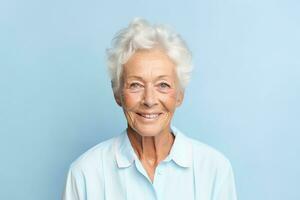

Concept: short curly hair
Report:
left=106, top=18, right=193, bottom=95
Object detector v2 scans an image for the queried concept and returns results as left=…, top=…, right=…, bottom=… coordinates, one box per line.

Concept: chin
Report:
left=137, top=130, right=161, bottom=137
left=129, top=124, right=169, bottom=137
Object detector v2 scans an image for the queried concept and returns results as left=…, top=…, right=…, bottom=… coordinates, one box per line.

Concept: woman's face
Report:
left=115, top=49, right=184, bottom=137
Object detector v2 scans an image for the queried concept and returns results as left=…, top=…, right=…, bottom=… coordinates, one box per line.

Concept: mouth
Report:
left=136, top=112, right=162, bottom=120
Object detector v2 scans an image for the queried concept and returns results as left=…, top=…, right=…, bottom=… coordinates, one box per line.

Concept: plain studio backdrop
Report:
left=0, top=0, right=299, bottom=199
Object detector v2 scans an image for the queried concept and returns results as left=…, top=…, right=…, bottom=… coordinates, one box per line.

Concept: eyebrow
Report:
left=126, top=75, right=171, bottom=80
left=126, top=75, right=143, bottom=80
left=156, top=75, right=171, bottom=79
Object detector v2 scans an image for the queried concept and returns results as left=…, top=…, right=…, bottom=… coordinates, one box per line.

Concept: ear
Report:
left=114, top=93, right=122, bottom=107
left=176, top=90, right=184, bottom=107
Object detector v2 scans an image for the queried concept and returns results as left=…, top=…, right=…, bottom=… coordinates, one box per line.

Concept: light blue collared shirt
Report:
left=62, top=126, right=237, bottom=200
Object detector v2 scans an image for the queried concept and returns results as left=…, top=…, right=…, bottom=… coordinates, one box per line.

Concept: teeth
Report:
left=141, top=114, right=159, bottom=119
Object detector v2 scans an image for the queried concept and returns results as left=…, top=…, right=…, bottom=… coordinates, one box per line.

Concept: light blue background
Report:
left=1, top=0, right=299, bottom=199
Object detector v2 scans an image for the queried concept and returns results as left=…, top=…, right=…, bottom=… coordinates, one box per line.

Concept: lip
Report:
left=136, top=112, right=163, bottom=120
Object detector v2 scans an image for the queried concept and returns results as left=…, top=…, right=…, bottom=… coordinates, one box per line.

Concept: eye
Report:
left=129, top=82, right=143, bottom=89
left=158, top=82, right=171, bottom=89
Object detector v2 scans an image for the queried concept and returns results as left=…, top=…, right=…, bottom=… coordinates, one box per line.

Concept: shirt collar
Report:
left=115, top=125, right=193, bottom=169
left=115, top=130, right=136, bottom=168
left=166, top=126, right=193, bottom=168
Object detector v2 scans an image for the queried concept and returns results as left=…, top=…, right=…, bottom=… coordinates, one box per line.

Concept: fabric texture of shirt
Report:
left=62, top=126, right=237, bottom=200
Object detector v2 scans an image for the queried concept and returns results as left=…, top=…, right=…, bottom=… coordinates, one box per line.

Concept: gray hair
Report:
left=106, top=18, right=193, bottom=95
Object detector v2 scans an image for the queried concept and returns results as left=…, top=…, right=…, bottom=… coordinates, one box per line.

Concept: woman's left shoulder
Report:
left=183, top=134, right=233, bottom=170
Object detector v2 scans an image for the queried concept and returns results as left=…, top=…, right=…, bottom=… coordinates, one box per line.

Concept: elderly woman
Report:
left=63, top=18, right=237, bottom=200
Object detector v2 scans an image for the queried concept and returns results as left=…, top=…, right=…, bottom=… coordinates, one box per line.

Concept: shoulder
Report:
left=182, top=133, right=233, bottom=171
left=63, top=135, right=122, bottom=199
left=177, top=129, right=237, bottom=199
left=68, top=134, right=121, bottom=173
left=183, top=133, right=235, bottom=190
left=173, top=126, right=231, bottom=166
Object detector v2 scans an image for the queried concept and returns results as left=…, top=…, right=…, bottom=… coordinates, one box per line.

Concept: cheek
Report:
left=122, top=91, right=142, bottom=109
left=159, top=90, right=178, bottom=110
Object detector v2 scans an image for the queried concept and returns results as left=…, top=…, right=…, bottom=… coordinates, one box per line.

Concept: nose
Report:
left=142, top=85, right=158, bottom=107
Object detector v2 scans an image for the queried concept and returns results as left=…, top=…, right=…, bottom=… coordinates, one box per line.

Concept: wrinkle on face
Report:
left=115, top=49, right=184, bottom=182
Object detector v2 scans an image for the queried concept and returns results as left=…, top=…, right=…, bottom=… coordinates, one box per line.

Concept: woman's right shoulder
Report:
left=68, top=134, right=122, bottom=172
left=63, top=135, right=123, bottom=200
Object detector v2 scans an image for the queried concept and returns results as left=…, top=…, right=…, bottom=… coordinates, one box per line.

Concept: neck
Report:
left=127, top=126, right=175, bottom=167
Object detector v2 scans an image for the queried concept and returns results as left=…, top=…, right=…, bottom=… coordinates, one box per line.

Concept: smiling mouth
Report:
left=136, top=113, right=162, bottom=119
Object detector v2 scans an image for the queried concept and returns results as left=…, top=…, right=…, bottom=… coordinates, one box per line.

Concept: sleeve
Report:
left=62, top=166, right=86, bottom=200
left=213, top=160, right=238, bottom=200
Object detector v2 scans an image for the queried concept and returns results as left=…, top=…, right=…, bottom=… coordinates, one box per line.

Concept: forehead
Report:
left=123, top=49, right=176, bottom=78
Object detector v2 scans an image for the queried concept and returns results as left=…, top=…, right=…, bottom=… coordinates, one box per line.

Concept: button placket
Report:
left=153, top=163, right=167, bottom=200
